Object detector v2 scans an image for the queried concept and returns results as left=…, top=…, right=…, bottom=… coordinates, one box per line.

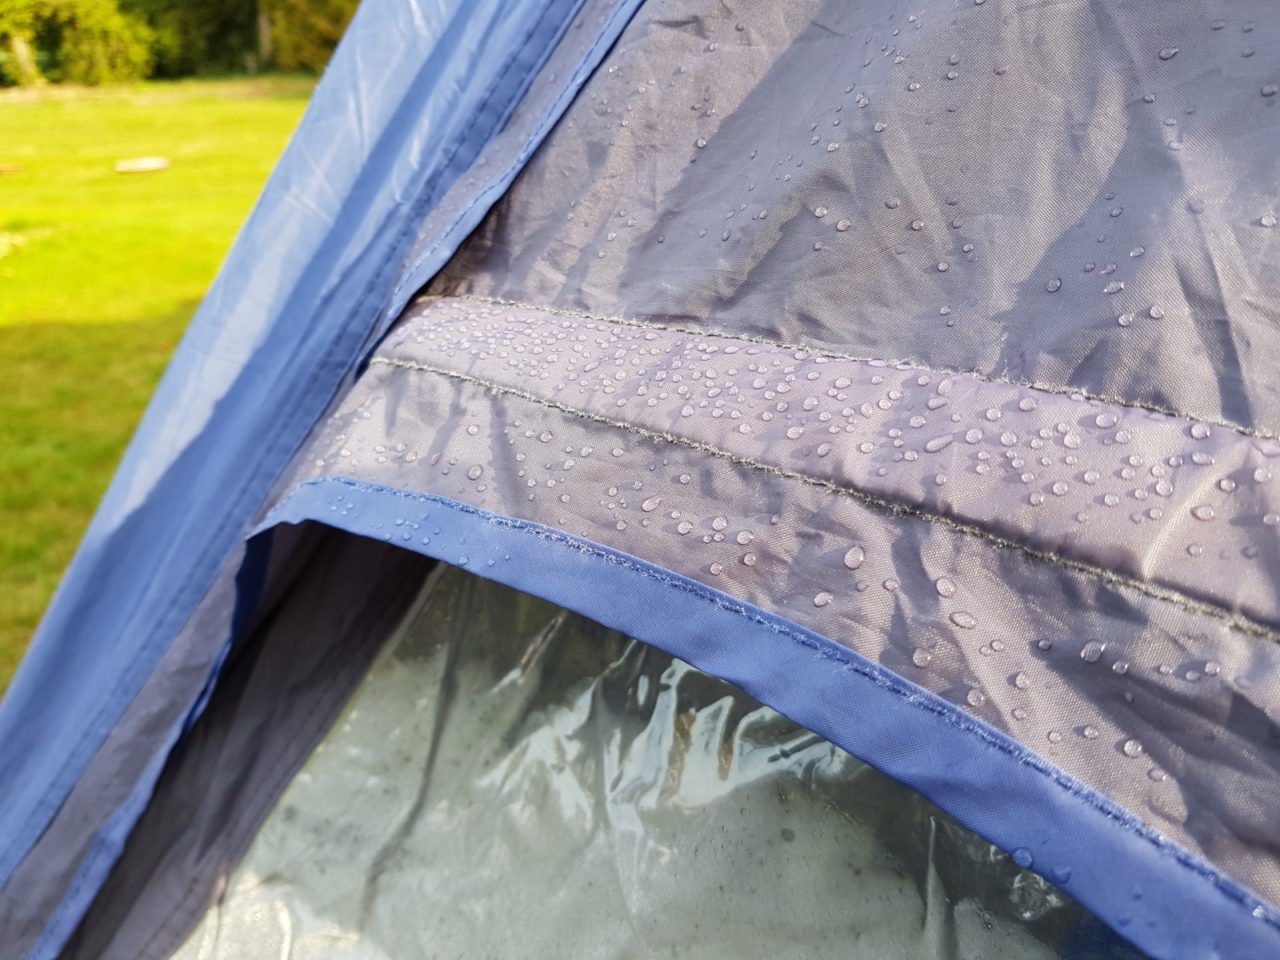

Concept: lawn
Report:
left=0, top=75, right=316, bottom=692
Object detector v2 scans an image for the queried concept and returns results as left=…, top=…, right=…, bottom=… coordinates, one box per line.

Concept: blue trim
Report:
left=261, top=476, right=1280, bottom=960
left=0, top=0, right=647, bottom=918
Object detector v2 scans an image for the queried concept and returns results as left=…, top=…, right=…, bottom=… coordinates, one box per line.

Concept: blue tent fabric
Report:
left=4, top=1, right=1280, bottom=958
left=0, top=0, right=646, bottom=950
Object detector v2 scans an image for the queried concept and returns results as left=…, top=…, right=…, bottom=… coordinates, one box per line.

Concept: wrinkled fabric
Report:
left=172, top=566, right=1145, bottom=960
left=434, top=0, right=1280, bottom=436
left=10, top=1, right=1280, bottom=959
left=273, top=302, right=1280, bottom=908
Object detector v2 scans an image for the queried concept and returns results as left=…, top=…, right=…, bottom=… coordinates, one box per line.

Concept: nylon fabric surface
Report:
left=433, top=0, right=1280, bottom=436
left=172, top=564, right=1146, bottom=960
left=273, top=299, right=1280, bottom=913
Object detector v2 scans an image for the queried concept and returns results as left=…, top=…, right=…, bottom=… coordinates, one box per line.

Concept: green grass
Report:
left=0, top=75, right=315, bottom=691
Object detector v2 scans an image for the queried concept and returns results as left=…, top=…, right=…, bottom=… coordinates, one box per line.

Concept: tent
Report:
left=3, top=1, right=1280, bottom=957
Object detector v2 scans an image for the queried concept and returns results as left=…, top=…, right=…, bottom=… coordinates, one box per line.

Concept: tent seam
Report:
left=386, top=0, right=645, bottom=310
left=447, top=293, right=1280, bottom=442
left=265, top=474, right=1280, bottom=938
left=366, top=355, right=1280, bottom=641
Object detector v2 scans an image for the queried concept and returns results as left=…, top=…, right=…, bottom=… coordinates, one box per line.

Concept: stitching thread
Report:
left=367, top=354, right=1280, bottom=641
left=271, top=474, right=1280, bottom=936
left=447, top=293, right=1280, bottom=442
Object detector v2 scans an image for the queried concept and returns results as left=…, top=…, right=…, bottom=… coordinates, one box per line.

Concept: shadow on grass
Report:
left=0, top=300, right=200, bottom=693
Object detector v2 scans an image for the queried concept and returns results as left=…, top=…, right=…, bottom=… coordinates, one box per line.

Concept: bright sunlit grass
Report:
left=0, top=75, right=315, bottom=690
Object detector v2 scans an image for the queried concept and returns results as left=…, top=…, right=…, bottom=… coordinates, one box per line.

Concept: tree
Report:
left=0, top=0, right=152, bottom=85
left=263, top=0, right=356, bottom=72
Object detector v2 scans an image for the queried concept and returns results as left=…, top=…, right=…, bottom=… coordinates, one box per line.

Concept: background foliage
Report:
left=0, top=0, right=357, bottom=84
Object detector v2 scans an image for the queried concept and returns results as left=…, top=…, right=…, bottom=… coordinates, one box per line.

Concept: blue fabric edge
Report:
left=0, top=0, right=646, bottom=917
left=24, top=535, right=276, bottom=960
left=256, top=475, right=1280, bottom=960
left=374, top=0, right=649, bottom=340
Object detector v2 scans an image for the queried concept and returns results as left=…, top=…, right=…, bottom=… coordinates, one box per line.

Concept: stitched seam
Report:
left=272, top=474, right=1280, bottom=934
left=367, top=354, right=1279, bottom=641
left=386, top=0, right=643, bottom=309
left=448, top=293, right=1279, bottom=442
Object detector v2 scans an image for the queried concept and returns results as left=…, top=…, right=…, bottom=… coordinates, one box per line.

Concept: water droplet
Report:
left=966, top=688, right=986, bottom=707
left=1081, top=641, right=1106, bottom=663
left=835, top=218, right=853, bottom=231
left=1149, top=305, right=1165, bottom=320
left=1122, top=738, right=1144, bottom=758
left=813, top=591, right=834, bottom=607
left=1263, top=85, right=1278, bottom=98
left=1013, top=671, right=1031, bottom=690
left=885, top=197, right=901, bottom=209
left=1191, top=504, right=1216, bottom=521
left=467, top=465, right=484, bottom=481
left=1013, top=848, right=1034, bottom=868
left=1046, top=277, right=1062, bottom=292
left=937, top=261, right=950, bottom=272
left=1158, top=47, right=1179, bottom=60
left=1047, top=729, right=1064, bottom=744
left=695, top=137, right=707, bottom=149
left=676, top=521, right=693, bottom=535
left=736, top=530, right=754, bottom=545
left=950, top=610, right=977, bottom=629
left=910, top=219, right=925, bottom=231
left=1103, top=280, right=1124, bottom=295
left=935, top=576, right=957, bottom=597
left=912, top=648, right=934, bottom=668
left=641, top=495, right=662, bottom=512
left=924, top=435, right=953, bottom=453
left=814, top=206, right=828, bottom=218
left=843, top=545, right=866, bottom=570
left=873, top=121, right=887, bottom=132
left=1082, top=724, right=1100, bottom=740
left=1218, top=477, right=1237, bottom=493
left=1262, top=214, right=1278, bottom=228
left=1190, top=422, right=1211, bottom=439
left=709, top=562, right=724, bottom=576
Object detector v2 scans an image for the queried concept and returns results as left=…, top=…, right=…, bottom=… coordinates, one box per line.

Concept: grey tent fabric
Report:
left=265, top=293, right=1280, bottom=905
left=20, top=1, right=1280, bottom=957
left=433, top=0, right=1280, bottom=435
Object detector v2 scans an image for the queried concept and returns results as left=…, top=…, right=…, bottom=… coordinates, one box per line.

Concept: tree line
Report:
left=0, top=0, right=358, bottom=85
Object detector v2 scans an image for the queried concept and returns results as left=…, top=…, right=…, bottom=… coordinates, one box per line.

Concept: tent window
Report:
left=171, top=561, right=1145, bottom=959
